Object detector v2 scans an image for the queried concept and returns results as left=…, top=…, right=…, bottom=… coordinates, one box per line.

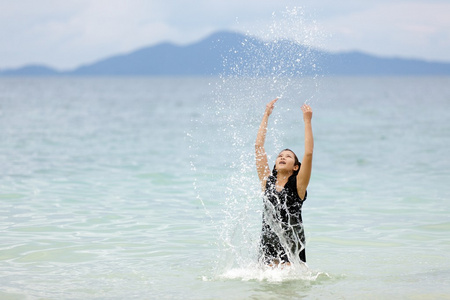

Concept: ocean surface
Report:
left=0, top=76, right=449, bottom=299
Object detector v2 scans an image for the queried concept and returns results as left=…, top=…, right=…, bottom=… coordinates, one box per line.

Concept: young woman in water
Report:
left=255, top=98, right=313, bottom=266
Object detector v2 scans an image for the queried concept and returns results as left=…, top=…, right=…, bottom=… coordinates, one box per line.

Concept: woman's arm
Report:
left=255, top=98, right=277, bottom=191
left=296, top=104, right=314, bottom=200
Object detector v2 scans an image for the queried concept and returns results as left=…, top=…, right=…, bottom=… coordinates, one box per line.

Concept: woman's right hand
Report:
left=265, top=98, right=278, bottom=116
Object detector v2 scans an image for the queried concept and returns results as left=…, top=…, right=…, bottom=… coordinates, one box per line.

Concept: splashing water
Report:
left=217, top=6, right=325, bottom=102
left=192, top=6, right=327, bottom=282
left=261, top=197, right=305, bottom=265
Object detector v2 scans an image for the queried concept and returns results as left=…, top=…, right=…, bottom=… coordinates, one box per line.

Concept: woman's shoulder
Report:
left=286, top=174, right=298, bottom=186
left=286, top=175, right=307, bottom=201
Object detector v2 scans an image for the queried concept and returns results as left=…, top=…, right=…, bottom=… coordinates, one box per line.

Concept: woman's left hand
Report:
left=301, top=104, right=313, bottom=122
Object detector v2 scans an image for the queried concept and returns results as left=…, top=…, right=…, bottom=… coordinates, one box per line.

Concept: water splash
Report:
left=216, top=6, right=325, bottom=103
left=192, top=6, right=326, bottom=282
left=219, top=263, right=329, bottom=283
left=260, top=197, right=305, bottom=265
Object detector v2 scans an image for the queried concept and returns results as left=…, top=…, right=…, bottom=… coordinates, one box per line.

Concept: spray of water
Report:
left=191, top=6, right=328, bottom=282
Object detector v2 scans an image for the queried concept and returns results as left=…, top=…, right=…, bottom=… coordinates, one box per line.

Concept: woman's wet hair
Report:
left=271, top=148, right=301, bottom=177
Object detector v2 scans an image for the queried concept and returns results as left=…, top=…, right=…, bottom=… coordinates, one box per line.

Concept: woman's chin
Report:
left=276, top=166, right=290, bottom=172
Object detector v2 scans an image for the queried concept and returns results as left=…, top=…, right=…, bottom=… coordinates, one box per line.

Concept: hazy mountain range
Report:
left=2, top=31, right=450, bottom=76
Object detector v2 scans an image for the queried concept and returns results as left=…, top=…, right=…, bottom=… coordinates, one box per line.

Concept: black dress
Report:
left=260, top=174, right=306, bottom=264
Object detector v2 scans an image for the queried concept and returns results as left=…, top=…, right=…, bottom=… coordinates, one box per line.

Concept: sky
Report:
left=1, top=0, right=450, bottom=70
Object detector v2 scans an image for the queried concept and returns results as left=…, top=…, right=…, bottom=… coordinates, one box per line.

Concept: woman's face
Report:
left=275, top=150, right=299, bottom=172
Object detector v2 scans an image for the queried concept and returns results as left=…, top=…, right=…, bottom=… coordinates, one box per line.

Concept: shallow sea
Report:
left=0, top=76, right=449, bottom=299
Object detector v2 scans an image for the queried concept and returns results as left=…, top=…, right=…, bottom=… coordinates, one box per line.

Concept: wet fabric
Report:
left=260, top=174, right=306, bottom=263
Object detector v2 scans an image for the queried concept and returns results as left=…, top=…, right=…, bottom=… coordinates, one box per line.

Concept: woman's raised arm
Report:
left=255, top=98, right=277, bottom=191
left=296, top=104, right=314, bottom=200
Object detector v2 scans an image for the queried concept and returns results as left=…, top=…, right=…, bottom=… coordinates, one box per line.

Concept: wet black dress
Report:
left=260, top=174, right=306, bottom=263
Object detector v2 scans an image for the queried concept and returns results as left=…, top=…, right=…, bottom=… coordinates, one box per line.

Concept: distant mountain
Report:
left=2, top=31, right=450, bottom=76
left=0, top=64, right=60, bottom=76
left=321, top=51, right=450, bottom=76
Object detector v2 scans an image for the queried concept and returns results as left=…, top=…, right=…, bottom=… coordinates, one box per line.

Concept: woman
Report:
left=255, top=98, right=313, bottom=266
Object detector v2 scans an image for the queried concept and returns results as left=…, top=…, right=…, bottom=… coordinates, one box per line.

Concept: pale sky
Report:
left=1, top=0, right=450, bottom=70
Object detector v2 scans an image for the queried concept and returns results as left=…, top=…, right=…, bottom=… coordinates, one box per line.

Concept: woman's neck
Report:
left=276, top=170, right=293, bottom=181
left=275, top=171, right=292, bottom=191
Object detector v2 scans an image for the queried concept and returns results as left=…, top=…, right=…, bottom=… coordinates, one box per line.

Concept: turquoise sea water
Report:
left=1, top=76, right=449, bottom=299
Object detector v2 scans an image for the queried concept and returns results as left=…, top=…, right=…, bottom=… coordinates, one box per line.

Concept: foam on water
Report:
left=218, top=263, right=329, bottom=283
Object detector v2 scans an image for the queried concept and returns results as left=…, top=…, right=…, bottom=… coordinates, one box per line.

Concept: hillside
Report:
left=1, top=31, right=450, bottom=76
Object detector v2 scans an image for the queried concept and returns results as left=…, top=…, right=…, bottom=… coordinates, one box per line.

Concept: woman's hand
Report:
left=301, top=104, right=312, bottom=122
left=265, top=98, right=278, bottom=116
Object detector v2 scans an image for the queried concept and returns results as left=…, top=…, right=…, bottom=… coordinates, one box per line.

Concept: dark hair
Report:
left=271, top=148, right=301, bottom=177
